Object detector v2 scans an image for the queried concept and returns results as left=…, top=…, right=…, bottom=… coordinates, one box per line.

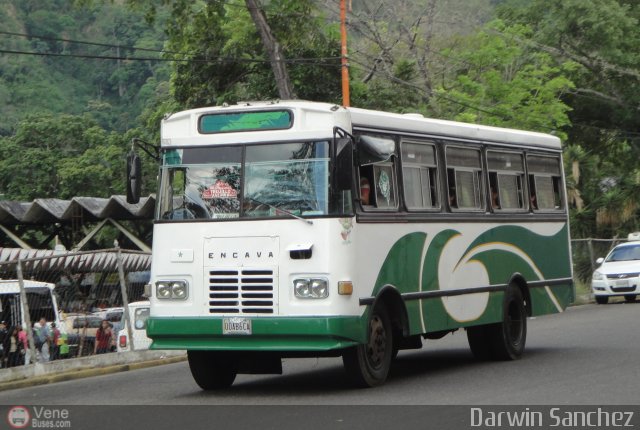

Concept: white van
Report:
left=0, top=279, right=65, bottom=331
left=116, top=301, right=151, bottom=352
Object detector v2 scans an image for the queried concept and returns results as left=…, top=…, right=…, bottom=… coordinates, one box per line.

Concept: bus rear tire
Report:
left=466, top=325, right=492, bottom=360
left=467, top=286, right=527, bottom=361
left=342, top=305, right=393, bottom=387
left=188, top=350, right=237, bottom=390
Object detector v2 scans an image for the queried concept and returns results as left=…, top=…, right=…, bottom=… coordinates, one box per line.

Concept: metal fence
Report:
left=0, top=248, right=151, bottom=368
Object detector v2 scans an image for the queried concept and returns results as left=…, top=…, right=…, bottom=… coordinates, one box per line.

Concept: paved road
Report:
left=2, top=302, right=639, bottom=407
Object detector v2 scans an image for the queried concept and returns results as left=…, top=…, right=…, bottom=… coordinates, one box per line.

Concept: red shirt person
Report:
left=94, top=320, right=112, bottom=354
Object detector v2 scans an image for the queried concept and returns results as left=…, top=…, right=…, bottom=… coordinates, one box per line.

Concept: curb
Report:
left=0, top=354, right=187, bottom=392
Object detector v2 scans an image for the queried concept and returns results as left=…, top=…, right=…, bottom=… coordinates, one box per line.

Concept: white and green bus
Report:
left=127, top=100, right=573, bottom=388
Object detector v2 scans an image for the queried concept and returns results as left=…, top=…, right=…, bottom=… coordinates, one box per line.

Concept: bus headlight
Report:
left=156, top=280, right=188, bottom=300
left=592, top=271, right=604, bottom=281
left=294, top=278, right=328, bottom=299
left=157, top=282, right=172, bottom=299
left=172, top=281, right=188, bottom=299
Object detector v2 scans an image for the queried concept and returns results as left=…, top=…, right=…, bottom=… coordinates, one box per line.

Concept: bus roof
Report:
left=161, top=100, right=349, bottom=147
left=0, top=279, right=55, bottom=294
left=161, top=100, right=561, bottom=150
left=348, top=107, right=562, bottom=149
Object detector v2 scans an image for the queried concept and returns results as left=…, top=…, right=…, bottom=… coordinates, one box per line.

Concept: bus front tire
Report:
left=467, top=286, right=527, bottom=361
left=342, top=305, right=393, bottom=388
left=624, top=295, right=636, bottom=303
left=595, top=295, right=609, bottom=305
left=188, top=350, right=237, bottom=390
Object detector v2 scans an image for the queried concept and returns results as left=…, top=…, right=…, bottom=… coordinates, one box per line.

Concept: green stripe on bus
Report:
left=147, top=315, right=366, bottom=351
left=368, top=224, right=572, bottom=334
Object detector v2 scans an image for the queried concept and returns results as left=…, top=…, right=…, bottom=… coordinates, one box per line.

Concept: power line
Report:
left=0, top=30, right=341, bottom=65
left=0, top=30, right=171, bottom=55
left=0, top=47, right=341, bottom=66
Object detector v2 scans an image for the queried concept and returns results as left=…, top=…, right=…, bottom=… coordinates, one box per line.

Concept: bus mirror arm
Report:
left=334, top=137, right=354, bottom=192
left=126, top=150, right=142, bottom=204
left=126, top=138, right=160, bottom=204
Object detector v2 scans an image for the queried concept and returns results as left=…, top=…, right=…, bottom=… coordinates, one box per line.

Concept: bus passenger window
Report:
left=487, top=151, right=525, bottom=212
left=526, top=154, right=563, bottom=211
left=401, top=141, right=439, bottom=210
left=358, top=161, right=397, bottom=210
left=445, top=146, right=483, bottom=211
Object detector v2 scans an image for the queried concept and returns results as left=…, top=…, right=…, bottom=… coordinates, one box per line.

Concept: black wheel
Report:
left=490, top=286, right=527, bottom=360
left=624, top=295, right=636, bottom=303
left=467, top=286, right=527, bottom=361
left=595, top=295, right=609, bottom=305
left=187, top=350, right=237, bottom=390
left=342, top=305, right=393, bottom=387
left=466, top=324, right=491, bottom=360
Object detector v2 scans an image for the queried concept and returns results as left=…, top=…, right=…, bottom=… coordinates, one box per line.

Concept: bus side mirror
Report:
left=126, top=150, right=142, bottom=204
left=357, top=135, right=395, bottom=165
left=334, top=138, right=353, bottom=191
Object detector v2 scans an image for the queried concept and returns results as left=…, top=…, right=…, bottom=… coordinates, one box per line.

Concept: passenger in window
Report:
left=448, top=187, right=457, bottom=208
left=360, top=177, right=371, bottom=206
left=490, top=186, right=500, bottom=209
left=528, top=175, right=538, bottom=210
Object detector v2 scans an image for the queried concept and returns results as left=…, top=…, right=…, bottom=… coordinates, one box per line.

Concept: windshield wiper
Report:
left=244, top=196, right=313, bottom=225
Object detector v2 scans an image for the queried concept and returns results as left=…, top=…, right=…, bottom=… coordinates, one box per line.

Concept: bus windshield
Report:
left=156, top=141, right=352, bottom=221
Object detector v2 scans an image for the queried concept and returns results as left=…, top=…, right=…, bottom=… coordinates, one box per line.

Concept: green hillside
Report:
left=0, top=0, right=169, bottom=135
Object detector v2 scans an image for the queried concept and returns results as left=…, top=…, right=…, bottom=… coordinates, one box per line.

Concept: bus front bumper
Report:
left=146, top=316, right=366, bottom=351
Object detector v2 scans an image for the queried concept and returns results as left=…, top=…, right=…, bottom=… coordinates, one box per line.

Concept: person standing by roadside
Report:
left=17, top=324, right=30, bottom=365
left=49, top=322, right=61, bottom=360
left=0, top=321, right=7, bottom=368
left=94, top=320, right=112, bottom=354
left=3, top=326, right=24, bottom=368
left=34, top=317, right=51, bottom=363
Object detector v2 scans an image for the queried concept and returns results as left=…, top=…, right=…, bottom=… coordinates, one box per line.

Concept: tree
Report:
left=127, top=0, right=341, bottom=108
left=244, top=0, right=294, bottom=99
left=336, top=0, right=495, bottom=111
left=0, top=115, right=156, bottom=201
left=497, top=0, right=640, bottom=238
left=431, top=20, right=575, bottom=138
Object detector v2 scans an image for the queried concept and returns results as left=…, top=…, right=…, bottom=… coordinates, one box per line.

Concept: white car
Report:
left=591, top=242, right=640, bottom=304
left=116, top=301, right=152, bottom=352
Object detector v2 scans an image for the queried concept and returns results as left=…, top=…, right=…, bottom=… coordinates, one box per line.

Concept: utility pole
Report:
left=245, top=0, right=295, bottom=99
left=340, top=0, right=350, bottom=107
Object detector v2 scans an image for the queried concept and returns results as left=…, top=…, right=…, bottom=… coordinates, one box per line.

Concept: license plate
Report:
left=615, top=280, right=629, bottom=287
left=222, top=317, right=252, bottom=335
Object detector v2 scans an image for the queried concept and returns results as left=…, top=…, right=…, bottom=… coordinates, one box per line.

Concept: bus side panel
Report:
left=462, top=223, right=573, bottom=315
left=368, top=232, right=427, bottom=335
left=421, top=228, right=504, bottom=331
left=358, top=221, right=571, bottom=336
left=530, top=283, right=573, bottom=316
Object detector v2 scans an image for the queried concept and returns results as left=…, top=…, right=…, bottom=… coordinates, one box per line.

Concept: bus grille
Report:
left=208, top=269, right=274, bottom=314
